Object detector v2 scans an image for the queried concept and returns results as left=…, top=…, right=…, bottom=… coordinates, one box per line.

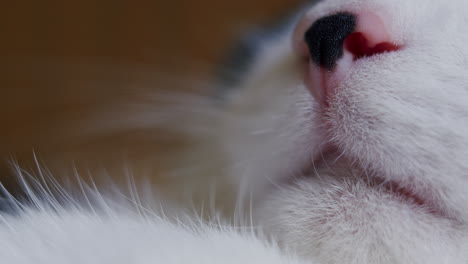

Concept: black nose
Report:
left=305, top=12, right=357, bottom=70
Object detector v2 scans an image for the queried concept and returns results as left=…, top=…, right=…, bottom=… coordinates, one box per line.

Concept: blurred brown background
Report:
left=0, top=0, right=304, bottom=191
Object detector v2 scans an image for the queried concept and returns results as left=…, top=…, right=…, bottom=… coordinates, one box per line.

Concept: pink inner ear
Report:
left=344, top=32, right=400, bottom=60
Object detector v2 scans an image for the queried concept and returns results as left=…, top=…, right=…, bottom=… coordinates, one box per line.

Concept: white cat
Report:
left=3, top=0, right=468, bottom=263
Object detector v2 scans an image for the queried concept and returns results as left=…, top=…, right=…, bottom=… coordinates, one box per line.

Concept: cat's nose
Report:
left=294, top=11, right=399, bottom=70
left=293, top=11, right=400, bottom=104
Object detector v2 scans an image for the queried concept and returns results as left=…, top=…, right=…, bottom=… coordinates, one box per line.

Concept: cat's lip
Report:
left=290, top=150, right=458, bottom=222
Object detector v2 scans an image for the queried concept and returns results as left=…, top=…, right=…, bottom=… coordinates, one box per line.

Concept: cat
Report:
left=2, top=0, right=468, bottom=263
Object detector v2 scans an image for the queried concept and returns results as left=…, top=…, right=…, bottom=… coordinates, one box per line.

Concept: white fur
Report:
left=4, top=0, right=468, bottom=263
left=220, top=0, right=468, bottom=263
left=0, top=210, right=309, bottom=264
left=0, top=182, right=307, bottom=264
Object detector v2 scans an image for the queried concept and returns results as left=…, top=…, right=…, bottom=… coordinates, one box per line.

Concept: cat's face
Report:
left=221, top=0, right=468, bottom=263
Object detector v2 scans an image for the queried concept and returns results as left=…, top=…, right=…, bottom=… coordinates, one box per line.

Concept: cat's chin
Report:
left=257, top=160, right=466, bottom=263
left=279, top=149, right=458, bottom=223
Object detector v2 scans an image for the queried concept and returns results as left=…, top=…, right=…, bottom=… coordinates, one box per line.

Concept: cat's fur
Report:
left=3, top=0, right=468, bottom=263
left=0, top=185, right=306, bottom=264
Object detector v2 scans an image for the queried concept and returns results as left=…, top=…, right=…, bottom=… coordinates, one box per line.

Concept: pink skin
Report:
left=293, top=11, right=400, bottom=106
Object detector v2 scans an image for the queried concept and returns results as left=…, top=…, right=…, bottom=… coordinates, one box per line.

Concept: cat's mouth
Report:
left=290, top=149, right=457, bottom=222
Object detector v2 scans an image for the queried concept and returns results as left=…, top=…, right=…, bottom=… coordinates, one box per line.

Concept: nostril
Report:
left=344, top=32, right=400, bottom=60
left=304, top=12, right=357, bottom=70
